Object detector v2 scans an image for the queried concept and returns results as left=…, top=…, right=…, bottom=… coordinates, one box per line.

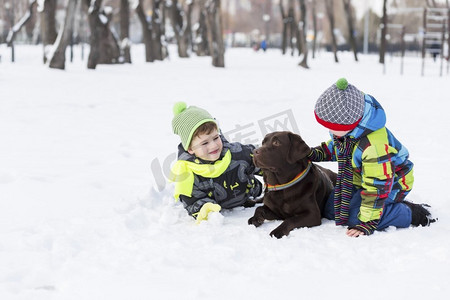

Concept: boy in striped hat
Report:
left=309, top=78, right=435, bottom=237
left=170, top=102, right=262, bottom=223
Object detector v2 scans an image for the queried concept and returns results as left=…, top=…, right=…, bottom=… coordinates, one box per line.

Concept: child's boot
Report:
left=403, top=201, right=436, bottom=227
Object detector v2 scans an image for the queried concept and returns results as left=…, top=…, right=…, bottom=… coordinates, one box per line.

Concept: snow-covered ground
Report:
left=1, top=44, right=449, bottom=300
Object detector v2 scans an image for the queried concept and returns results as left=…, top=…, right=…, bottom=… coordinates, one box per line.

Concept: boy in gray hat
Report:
left=170, top=102, right=262, bottom=223
left=309, top=78, right=435, bottom=237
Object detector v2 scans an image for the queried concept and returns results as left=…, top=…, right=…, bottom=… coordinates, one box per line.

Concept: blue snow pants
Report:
left=323, top=188, right=412, bottom=230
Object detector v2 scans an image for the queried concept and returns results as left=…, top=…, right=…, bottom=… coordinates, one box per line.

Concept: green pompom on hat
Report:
left=173, top=101, right=187, bottom=116
left=335, top=78, right=348, bottom=90
left=172, top=102, right=218, bottom=150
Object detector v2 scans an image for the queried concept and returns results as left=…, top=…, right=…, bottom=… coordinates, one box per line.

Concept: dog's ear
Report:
left=286, top=132, right=311, bottom=164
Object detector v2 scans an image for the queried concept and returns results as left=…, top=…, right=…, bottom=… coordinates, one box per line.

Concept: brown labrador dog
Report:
left=248, top=131, right=337, bottom=238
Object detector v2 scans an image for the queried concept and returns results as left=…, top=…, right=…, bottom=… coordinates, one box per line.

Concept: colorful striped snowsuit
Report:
left=310, top=94, right=413, bottom=230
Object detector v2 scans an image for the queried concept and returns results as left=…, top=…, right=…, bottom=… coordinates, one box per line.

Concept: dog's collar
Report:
left=266, top=161, right=312, bottom=192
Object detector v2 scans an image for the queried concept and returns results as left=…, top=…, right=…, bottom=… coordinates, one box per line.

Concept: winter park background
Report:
left=1, top=44, right=450, bottom=299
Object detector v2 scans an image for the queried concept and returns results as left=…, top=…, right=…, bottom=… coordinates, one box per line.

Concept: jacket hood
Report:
left=345, top=94, right=386, bottom=139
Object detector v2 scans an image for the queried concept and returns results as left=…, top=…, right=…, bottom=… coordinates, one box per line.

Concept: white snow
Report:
left=1, top=44, right=449, bottom=300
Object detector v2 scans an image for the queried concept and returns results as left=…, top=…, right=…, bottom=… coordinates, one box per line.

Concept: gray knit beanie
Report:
left=314, top=78, right=365, bottom=131
left=172, top=102, right=218, bottom=150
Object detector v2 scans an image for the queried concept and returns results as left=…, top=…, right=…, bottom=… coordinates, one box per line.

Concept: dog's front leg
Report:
left=270, top=215, right=321, bottom=239
left=248, top=205, right=278, bottom=227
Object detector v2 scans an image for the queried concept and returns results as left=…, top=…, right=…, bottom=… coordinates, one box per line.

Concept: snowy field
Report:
left=1, top=44, right=450, bottom=300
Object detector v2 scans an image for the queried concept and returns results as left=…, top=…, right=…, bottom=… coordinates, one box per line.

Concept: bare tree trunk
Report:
left=6, top=0, right=37, bottom=46
left=169, top=0, right=190, bottom=58
left=288, top=0, right=297, bottom=56
left=280, top=0, right=288, bottom=55
left=84, top=0, right=121, bottom=69
left=343, top=0, right=358, bottom=61
left=4, top=0, right=16, bottom=62
left=379, top=0, right=387, bottom=64
left=0, top=0, right=8, bottom=43
left=120, top=0, right=131, bottom=63
left=312, top=0, right=317, bottom=59
left=421, top=8, right=426, bottom=64
left=194, top=4, right=210, bottom=56
left=186, top=0, right=194, bottom=53
left=447, top=1, right=450, bottom=60
left=298, top=0, right=309, bottom=68
left=135, top=0, right=154, bottom=62
left=325, top=0, right=339, bottom=63
left=97, top=10, right=122, bottom=64
left=204, top=0, right=225, bottom=67
left=152, top=0, right=166, bottom=61
left=49, top=0, right=78, bottom=70
left=86, top=0, right=101, bottom=68
left=161, top=1, right=169, bottom=59
left=264, top=0, right=271, bottom=42
left=25, top=1, right=38, bottom=42
left=41, top=0, right=58, bottom=63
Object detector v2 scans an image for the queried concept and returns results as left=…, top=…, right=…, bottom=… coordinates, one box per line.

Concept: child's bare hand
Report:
left=346, top=228, right=365, bottom=237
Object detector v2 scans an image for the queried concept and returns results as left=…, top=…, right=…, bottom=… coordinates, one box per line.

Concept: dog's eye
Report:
left=273, top=140, right=280, bottom=146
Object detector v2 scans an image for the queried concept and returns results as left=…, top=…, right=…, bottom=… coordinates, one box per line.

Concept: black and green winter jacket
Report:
left=170, top=137, right=263, bottom=216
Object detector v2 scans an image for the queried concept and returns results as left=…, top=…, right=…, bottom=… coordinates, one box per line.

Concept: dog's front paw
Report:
left=248, top=216, right=265, bottom=227
left=243, top=199, right=257, bottom=208
left=270, top=224, right=289, bottom=239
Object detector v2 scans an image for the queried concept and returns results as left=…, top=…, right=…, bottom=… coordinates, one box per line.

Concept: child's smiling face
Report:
left=188, top=129, right=223, bottom=162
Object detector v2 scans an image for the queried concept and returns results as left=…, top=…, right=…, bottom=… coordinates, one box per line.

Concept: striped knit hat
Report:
left=172, top=102, right=217, bottom=150
left=314, top=78, right=365, bottom=131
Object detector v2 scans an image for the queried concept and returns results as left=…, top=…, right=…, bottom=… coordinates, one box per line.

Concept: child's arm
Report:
left=308, top=140, right=335, bottom=162
left=179, top=194, right=219, bottom=216
left=179, top=193, right=221, bottom=224
left=243, top=144, right=262, bottom=176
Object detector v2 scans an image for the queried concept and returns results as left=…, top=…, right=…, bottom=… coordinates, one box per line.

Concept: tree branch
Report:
left=6, top=0, right=38, bottom=46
